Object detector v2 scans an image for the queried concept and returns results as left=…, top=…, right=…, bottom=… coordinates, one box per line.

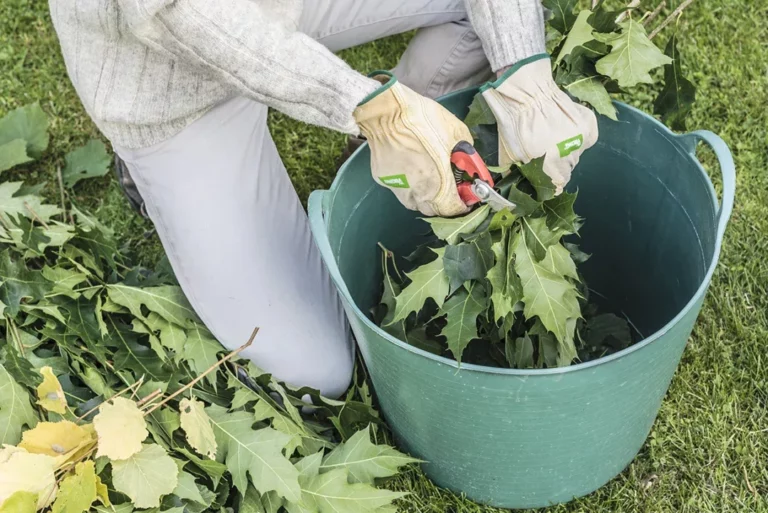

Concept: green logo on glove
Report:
left=380, top=174, right=410, bottom=188
left=557, top=134, right=584, bottom=158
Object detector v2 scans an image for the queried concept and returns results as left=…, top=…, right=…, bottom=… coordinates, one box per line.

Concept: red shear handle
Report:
left=451, top=141, right=494, bottom=206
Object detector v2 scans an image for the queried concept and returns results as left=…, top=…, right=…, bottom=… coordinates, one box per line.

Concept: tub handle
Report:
left=308, top=189, right=353, bottom=299
left=676, top=130, right=736, bottom=244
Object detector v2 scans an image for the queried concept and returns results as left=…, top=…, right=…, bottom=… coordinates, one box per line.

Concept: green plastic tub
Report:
left=308, top=87, right=735, bottom=509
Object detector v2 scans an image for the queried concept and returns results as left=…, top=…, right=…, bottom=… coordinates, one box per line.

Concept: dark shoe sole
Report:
left=114, top=154, right=149, bottom=219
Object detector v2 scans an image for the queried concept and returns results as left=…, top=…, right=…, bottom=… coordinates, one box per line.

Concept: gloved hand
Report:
left=353, top=71, right=471, bottom=217
left=481, top=54, right=598, bottom=195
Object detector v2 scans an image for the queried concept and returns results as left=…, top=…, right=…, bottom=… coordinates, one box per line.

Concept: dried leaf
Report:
left=36, top=367, right=67, bottom=414
left=18, top=421, right=94, bottom=458
left=93, top=397, right=148, bottom=461
left=0, top=447, right=57, bottom=509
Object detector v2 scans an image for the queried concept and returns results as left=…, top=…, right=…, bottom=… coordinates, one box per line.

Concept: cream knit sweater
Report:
left=48, top=0, right=545, bottom=149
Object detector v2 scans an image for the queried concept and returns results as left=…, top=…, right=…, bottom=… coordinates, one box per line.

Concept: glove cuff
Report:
left=357, top=70, right=398, bottom=106
left=479, top=53, right=551, bottom=93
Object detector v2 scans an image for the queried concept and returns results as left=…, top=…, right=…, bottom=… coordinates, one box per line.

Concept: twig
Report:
left=644, top=1, right=667, bottom=25
left=137, top=388, right=163, bottom=407
left=56, top=166, right=69, bottom=223
left=616, top=0, right=641, bottom=23
left=649, top=0, right=694, bottom=39
left=743, top=466, right=758, bottom=499
left=24, top=202, right=51, bottom=229
left=76, top=379, right=143, bottom=422
left=144, top=327, right=259, bottom=416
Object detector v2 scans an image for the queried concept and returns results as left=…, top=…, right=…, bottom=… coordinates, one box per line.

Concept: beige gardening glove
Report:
left=481, top=54, right=599, bottom=195
left=353, top=71, right=471, bottom=217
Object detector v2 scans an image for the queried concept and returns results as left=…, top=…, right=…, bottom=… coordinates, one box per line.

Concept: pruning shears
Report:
left=450, top=141, right=516, bottom=212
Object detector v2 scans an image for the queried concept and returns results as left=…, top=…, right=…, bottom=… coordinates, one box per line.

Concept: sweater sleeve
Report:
left=463, top=0, right=547, bottom=72
left=117, top=0, right=379, bottom=134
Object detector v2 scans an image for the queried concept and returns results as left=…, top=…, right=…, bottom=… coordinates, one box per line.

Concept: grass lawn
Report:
left=2, top=0, right=767, bottom=511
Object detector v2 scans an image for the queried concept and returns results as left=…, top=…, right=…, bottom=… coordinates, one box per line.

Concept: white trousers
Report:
left=114, top=0, right=492, bottom=398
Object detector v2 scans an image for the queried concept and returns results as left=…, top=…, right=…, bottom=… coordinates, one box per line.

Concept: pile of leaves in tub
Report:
left=0, top=105, right=416, bottom=513
left=372, top=1, right=699, bottom=369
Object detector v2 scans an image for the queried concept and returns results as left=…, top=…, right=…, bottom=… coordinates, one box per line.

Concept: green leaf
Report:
left=173, top=471, right=206, bottom=504
left=179, top=398, right=217, bottom=460
left=422, top=205, right=491, bottom=245
left=506, top=180, right=542, bottom=217
left=112, top=444, right=179, bottom=509
left=0, top=182, right=61, bottom=228
left=0, top=343, right=41, bottom=388
left=489, top=208, right=517, bottom=231
left=463, top=94, right=496, bottom=128
left=72, top=224, right=119, bottom=270
left=518, top=158, right=555, bottom=202
left=0, top=364, right=38, bottom=444
left=320, top=425, right=419, bottom=484
left=543, top=191, right=580, bottom=233
left=291, top=464, right=406, bottom=513
left=0, top=140, right=31, bottom=174
left=531, top=320, right=560, bottom=367
left=0, top=250, right=51, bottom=317
left=521, top=217, right=564, bottom=261
left=391, top=248, right=449, bottom=323
left=183, top=325, right=222, bottom=387
left=653, top=32, right=696, bottom=131
left=555, top=10, right=595, bottom=65
left=51, top=461, right=99, bottom=513
left=61, top=140, right=111, bottom=188
left=176, top=448, right=227, bottom=488
left=587, top=0, right=622, bottom=33
left=564, top=242, right=590, bottom=264
left=261, top=491, right=283, bottom=513
left=206, top=405, right=301, bottom=501
left=565, top=76, right=618, bottom=120
left=468, top=124, right=499, bottom=166
left=110, top=319, right=171, bottom=381
left=506, top=333, right=535, bottom=369
left=512, top=232, right=580, bottom=345
left=595, top=20, right=672, bottom=88
left=486, top=229, right=522, bottom=322
left=443, top=232, right=494, bottom=294
left=106, top=285, right=199, bottom=328
left=542, top=0, right=578, bottom=34
left=143, top=312, right=187, bottom=353
left=540, top=243, right=579, bottom=281
left=439, top=283, right=486, bottom=363
left=0, top=103, right=49, bottom=159
left=583, top=313, right=632, bottom=349
left=56, top=296, right=109, bottom=363
left=238, top=486, right=266, bottom=513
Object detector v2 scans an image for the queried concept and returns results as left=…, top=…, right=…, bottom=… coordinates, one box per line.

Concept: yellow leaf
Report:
left=18, top=421, right=94, bottom=459
left=93, top=397, right=147, bottom=461
left=94, top=474, right=110, bottom=507
left=179, top=398, right=217, bottom=459
left=36, top=367, right=67, bottom=414
left=52, top=461, right=98, bottom=513
left=0, top=447, right=57, bottom=509
left=0, top=491, right=37, bottom=513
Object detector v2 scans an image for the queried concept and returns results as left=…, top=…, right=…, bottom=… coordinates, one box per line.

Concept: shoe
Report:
left=336, top=135, right=367, bottom=170
left=114, top=154, right=149, bottom=219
